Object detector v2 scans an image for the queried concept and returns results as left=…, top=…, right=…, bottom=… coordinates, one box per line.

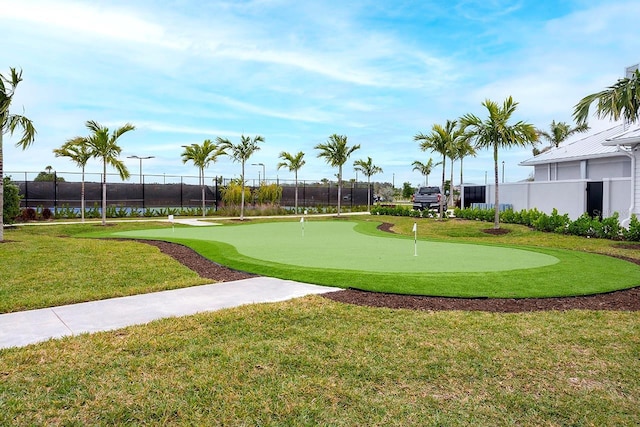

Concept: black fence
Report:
left=9, top=177, right=373, bottom=211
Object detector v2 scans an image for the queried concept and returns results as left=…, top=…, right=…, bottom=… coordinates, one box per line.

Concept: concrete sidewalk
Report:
left=0, top=277, right=340, bottom=350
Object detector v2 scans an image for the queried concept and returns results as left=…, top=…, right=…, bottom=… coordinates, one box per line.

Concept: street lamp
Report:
left=128, top=155, right=154, bottom=184
left=251, top=163, right=265, bottom=183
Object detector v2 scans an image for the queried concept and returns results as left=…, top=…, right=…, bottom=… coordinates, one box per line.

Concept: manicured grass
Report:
left=1, top=297, right=638, bottom=425
left=0, top=223, right=209, bottom=313
left=96, top=218, right=640, bottom=298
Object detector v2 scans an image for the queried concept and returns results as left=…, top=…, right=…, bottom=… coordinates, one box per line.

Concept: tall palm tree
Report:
left=54, top=138, right=91, bottom=222
left=84, top=120, right=134, bottom=226
left=536, top=120, right=589, bottom=152
left=412, top=158, right=440, bottom=186
left=461, top=97, right=538, bottom=229
left=451, top=131, right=477, bottom=205
left=414, top=120, right=458, bottom=218
left=0, top=67, right=36, bottom=241
left=181, top=139, right=223, bottom=217
left=217, top=134, right=264, bottom=220
left=574, top=68, right=640, bottom=125
left=353, top=156, right=383, bottom=211
left=315, top=134, right=360, bottom=216
left=277, top=151, right=305, bottom=214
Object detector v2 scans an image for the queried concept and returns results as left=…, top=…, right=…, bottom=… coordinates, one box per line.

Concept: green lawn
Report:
left=97, top=218, right=640, bottom=298
left=1, top=297, right=638, bottom=426
left=1, top=217, right=639, bottom=425
left=0, top=223, right=209, bottom=313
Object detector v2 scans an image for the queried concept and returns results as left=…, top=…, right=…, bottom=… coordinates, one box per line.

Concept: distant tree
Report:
left=535, top=120, right=589, bottom=155
left=277, top=151, right=305, bottom=214
left=412, top=158, right=440, bottom=186
left=34, top=170, right=65, bottom=182
left=217, top=135, right=265, bottom=220
left=181, top=139, right=224, bottom=217
left=1, top=67, right=36, bottom=241
left=315, top=134, right=360, bottom=216
left=401, top=182, right=415, bottom=199
left=84, top=120, right=134, bottom=226
left=353, top=156, right=383, bottom=211
left=54, top=138, right=91, bottom=221
left=574, top=68, right=640, bottom=125
left=461, top=97, right=537, bottom=229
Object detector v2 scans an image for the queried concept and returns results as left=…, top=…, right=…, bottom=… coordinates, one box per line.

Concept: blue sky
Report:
left=3, top=0, right=639, bottom=187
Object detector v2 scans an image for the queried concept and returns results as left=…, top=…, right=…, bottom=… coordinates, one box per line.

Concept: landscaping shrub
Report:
left=20, top=207, right=37, bottom=221
left=623, top=214, right=640, bottom=241
left=2, top=177, right=21, bottom=224
left=41, top=208, right=53, bottom=220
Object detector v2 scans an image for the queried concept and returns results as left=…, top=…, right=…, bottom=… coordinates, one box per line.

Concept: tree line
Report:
left=2, top=66, right=639, bottom=239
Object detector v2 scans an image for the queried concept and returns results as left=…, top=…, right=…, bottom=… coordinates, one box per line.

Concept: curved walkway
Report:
left=0, top=278, right=340, bottom=350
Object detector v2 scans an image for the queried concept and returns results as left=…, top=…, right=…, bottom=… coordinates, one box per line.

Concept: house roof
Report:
left=602, top=126, right=640, bottom=146
left=520, top=124, right=627, bottom=166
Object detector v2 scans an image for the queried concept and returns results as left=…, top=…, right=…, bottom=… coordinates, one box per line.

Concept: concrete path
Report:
left=0, top=277, right=340, bottom=350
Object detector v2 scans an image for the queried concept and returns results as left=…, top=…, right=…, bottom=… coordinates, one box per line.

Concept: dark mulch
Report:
left=135, top=236, right=640, bottom=313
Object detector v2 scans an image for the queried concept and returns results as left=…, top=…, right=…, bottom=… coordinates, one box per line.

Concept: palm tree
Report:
left=414, top=120, right=458, bottom=218
left=461, top=97, right=538, bottom=229
left=451, top=131, right=477, bottom=205
left=536, top=120, right=589, bottom=153
left=353, top=156, right=383, bottom=211
left=314, top=134, right=360, bottom=216
left=277, top=151, right=305, bottom=214
left=217, top=134, right=265, bottom=220
left=573, top=68, right=640, bottom=125
left=181, top=139, right=224, bottom=217
left=1, top=67, right=36, bottom=241
left=412, top=158, right=440, bottom=186
left=54, top=138, right=91, bottom=221
left=84, top=120, right=134, bottom=226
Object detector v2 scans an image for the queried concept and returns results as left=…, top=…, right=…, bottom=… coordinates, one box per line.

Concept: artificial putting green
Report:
left=106, top=220, right=640, bottom=298
left=113, top=221, right=558, bottom=273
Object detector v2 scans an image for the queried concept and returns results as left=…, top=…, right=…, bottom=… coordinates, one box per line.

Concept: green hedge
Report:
left=453, top=207, right=639, bottom=241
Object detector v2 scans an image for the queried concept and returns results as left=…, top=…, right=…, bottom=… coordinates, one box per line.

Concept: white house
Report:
left=464, top=124, right=637, bottom=226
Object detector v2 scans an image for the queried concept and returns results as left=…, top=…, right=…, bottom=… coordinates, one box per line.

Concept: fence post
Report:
left=24, top=171, right=29, bottom=208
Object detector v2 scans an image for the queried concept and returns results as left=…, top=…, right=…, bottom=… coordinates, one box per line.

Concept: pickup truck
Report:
left=412, top=186, right=443, bottom=210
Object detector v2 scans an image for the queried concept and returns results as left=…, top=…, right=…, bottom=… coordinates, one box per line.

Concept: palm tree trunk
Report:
left=449, top=155, right=455, bottom=208
left=493, top=145, right=500, bottom=229
left=440, top=154, right=446, bottom=219
left=337, top=166, right=342, bottom=216
left=81, top=167, right=85, bottom=222
left=367, top=177, right=371, bottom=211
left=294, top=172, right=298, bottom=214
left=101, top=159, right=107, bottom=226
left=240, top=162, right=245, bottom=220
left=200, top=167, right=205, bottom=217
left=459, top=157, right=464, bottom=210
left=0, top=132, right=4, bottom=241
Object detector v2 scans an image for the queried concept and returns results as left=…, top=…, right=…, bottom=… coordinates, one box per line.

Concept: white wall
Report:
left=475, top=177, right=631, bottom=221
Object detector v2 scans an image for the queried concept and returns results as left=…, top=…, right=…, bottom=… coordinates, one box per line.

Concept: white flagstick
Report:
left=169, top=214, right=174, bottom=232
left=300, top=216, right=305, bottom=237
left=412, top=222, right=417, bottom=256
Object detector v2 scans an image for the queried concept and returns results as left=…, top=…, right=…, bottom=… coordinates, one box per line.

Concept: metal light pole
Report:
left=252, top=163, right=265, bottom=183
left=502, top=161, right=505, bottom=183
left=128, top=155, right=155, bottom=184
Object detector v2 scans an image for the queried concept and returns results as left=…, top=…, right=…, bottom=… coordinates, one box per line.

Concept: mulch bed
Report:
left=136, top=232, right=640, bottom=313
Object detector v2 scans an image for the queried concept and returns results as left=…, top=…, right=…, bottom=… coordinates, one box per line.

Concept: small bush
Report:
left=20, top=208, right=37, bottom=221
left=41, top=208, right=53, bottom=220
left=623, top=215, right=640, bottom=241
left=2, top=177, right=21, bottom=224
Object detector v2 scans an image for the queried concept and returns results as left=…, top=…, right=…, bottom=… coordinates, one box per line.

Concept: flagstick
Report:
left=413, top=222, right=417, bottom=256
left=300, top=216, right=305, bottom=237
